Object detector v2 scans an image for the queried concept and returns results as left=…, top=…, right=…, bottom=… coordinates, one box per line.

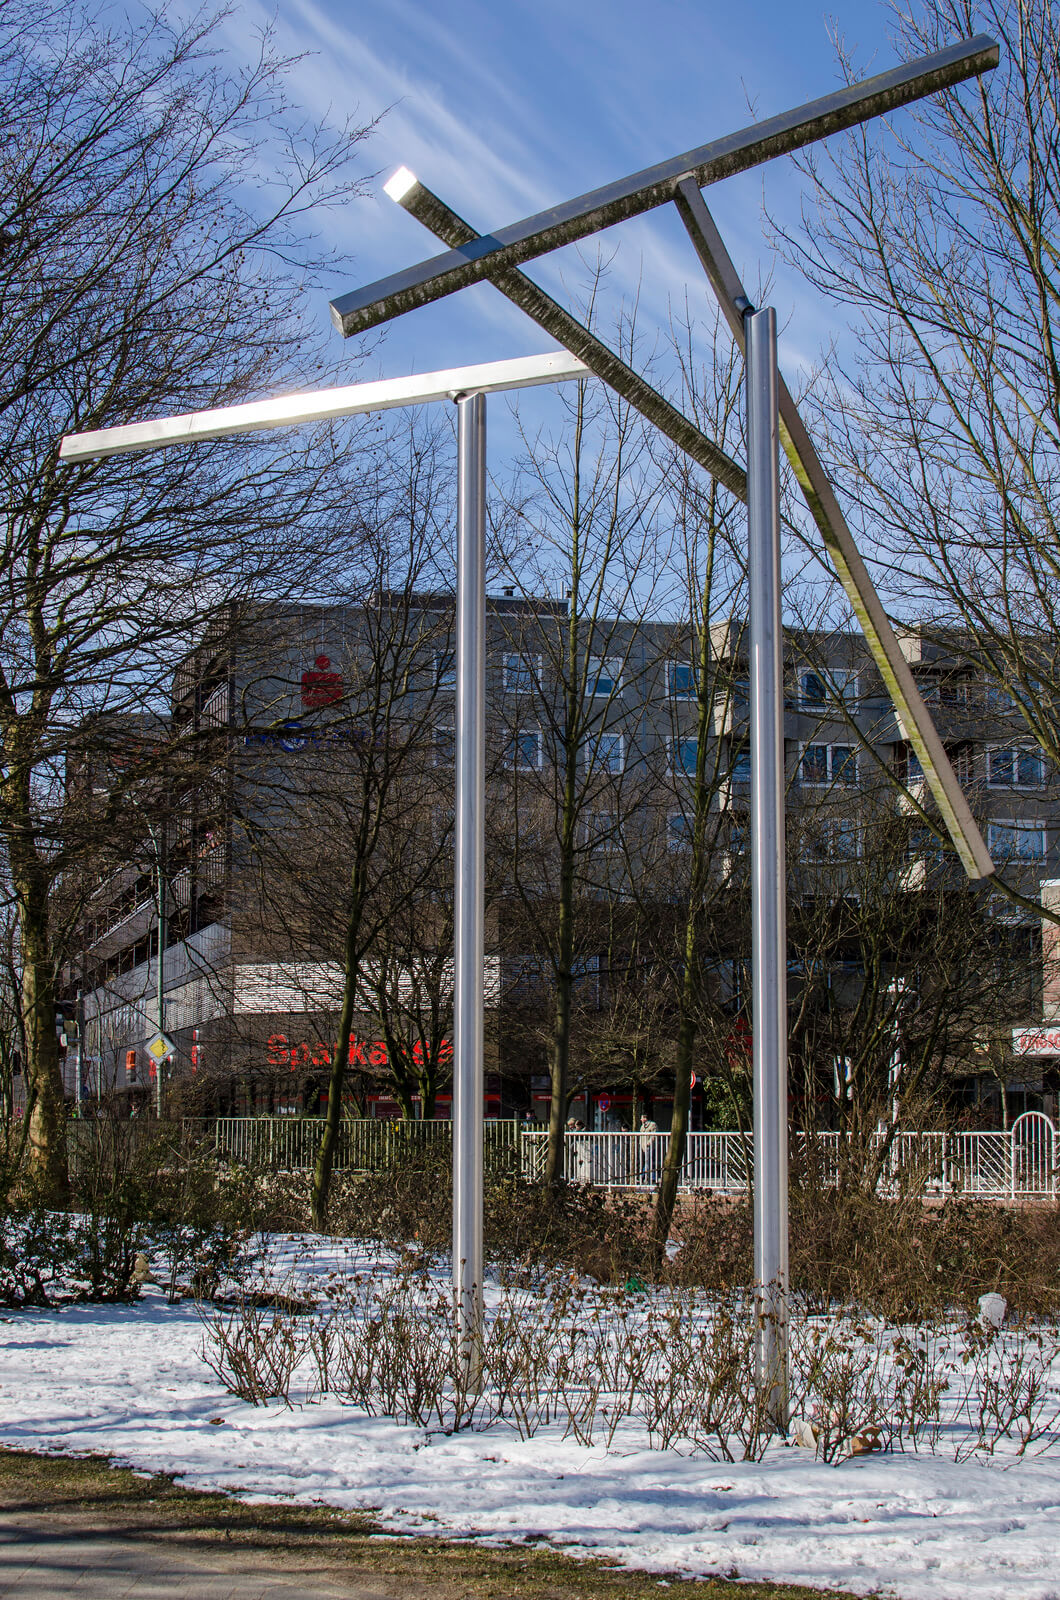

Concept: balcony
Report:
left=711, top=690, right=748, bottom=739
left=197, top=844, right=227, bottom=892
left=87, top=897, right=155, bottom=958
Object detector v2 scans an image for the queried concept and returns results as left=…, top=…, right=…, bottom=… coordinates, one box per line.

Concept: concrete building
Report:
left=63, top=601, right=1060, bottom=1123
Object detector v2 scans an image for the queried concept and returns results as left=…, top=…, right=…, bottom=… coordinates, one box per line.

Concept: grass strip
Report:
left=0, top=1444, right=859, bottom=1600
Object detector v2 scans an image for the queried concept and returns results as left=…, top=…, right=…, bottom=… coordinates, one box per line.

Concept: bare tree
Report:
left=495, top=360, right=668, bottom=1188
left=642, top=313, right=750, bottom=1253
left=771, top=0, right=1060, bottom=914
left=235, top=422, right=458, bottom=1225
left=0, top=0, right=373, bottom=1195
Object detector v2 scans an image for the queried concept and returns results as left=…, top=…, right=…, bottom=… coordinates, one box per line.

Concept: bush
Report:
left=199, top=1259, right=1060, bottom=1462
left=665, top=1188, right=1060, bottom=1319
left=0, top=1192, right=69, bottom=1306
left=0, top=1122, right=255, bottom=1305
left=323, top=1153, right=651, bottom=1282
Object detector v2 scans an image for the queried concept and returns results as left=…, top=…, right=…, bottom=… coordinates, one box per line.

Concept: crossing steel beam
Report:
left=330, top=36, right=998, bottom=339
left=373, top=170, right=747, bottom=498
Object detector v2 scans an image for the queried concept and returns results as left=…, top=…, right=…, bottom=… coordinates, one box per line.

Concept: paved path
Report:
left=0, top=1509, right=424, bottom=1599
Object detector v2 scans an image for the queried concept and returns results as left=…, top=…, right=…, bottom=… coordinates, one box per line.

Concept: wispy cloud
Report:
left=169, top=0, right=896, bottom=416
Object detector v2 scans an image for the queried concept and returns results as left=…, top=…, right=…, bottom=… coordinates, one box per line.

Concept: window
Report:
left=596, top=733, right=624, bottom=774
left=985, top=679, right=1042, bottom=714
left=807, top=817, right=860, bottom=861
left=801, top=743, right=857, bottom=785
left=587, top=655, right=623, bottom=696
left=730, top=743, right=751, bottom=783
left=668, top=660, right=696, bottom=699
left=505, top=728, right=543, bottom=771
left=987, top=747, right=1045, bottom=789
left=987, top=820, right=1047, bottom=862
left=503, top=653, right=539, bottom=694
left=896, top=745, right=924, bottom=785
left=907, top=825, right=946, bottom=865
left=801, top=671, right=827, bottom=706
left=667, top=812, right=692, bottom=851
left=800, top=668, right=858, bottom=707
left=434, top=726, right=454, bottom=766
left=435, top=652, right=456, bottom=690
left=583, top=812, right=617, bottom=852
left=671, top=736, right=698, bottom=776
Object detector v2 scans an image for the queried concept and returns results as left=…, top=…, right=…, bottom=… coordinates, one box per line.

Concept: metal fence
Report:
left=64, top=1111, right=1058, bottom=1197
left=186, top=1116, right=521, bottom=1173
left=519, top=1111, right=1059, bottom=1199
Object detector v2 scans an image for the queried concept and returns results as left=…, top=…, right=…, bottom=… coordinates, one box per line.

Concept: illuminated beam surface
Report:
left=58, top=352, right=589, bottom=462
left=673, top=178, right=994, bottom=881
left=330, top=36, right=999, bottom=339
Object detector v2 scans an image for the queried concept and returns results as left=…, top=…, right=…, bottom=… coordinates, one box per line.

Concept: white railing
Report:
left=172, top=1113, right=1058, bottom=1197
left=520, top=1111, right=1059, bottom=1198
left=194, top=1116, right=520, bottom=1173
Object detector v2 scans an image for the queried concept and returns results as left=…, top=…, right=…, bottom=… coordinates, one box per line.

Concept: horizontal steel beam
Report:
left=674, top=178, right=994, bottom=882
left=330, top=36, right=998, bottom=338
left=387, top=173, right=746, bottom=498
left=59, top=352, right=589, bottom=461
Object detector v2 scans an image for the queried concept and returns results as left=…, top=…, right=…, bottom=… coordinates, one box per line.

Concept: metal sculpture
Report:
left=326, top=35, right=1000, bottom=1426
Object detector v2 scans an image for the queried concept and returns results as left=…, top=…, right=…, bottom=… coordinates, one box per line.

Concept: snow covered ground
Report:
left=0, top=1237, right=1058, bottom=1600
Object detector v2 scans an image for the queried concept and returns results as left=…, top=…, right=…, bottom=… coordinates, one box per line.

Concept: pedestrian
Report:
left=639, top=1112, right=659, bottom=1183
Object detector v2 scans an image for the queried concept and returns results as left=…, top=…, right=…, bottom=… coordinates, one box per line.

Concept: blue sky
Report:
left=205, top=0, right=919, bottom=392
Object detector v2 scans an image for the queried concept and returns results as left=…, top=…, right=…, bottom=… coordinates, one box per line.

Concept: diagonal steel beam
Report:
left=383, top=169, right=746, bottom=498
left=330, top=36, right=998, bottom=339
left=673, top=178, right=994, bottom=881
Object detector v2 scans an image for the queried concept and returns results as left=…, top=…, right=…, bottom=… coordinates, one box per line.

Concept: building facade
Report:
left=63, top=600, right=1060, bottom=1124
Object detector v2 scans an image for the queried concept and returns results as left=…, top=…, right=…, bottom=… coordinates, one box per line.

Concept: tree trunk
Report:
left=652, top=944, right=697, bottom=1259
left=311, top=901, right=364, bottom=1229
left=19, top=894, right=68, bottom=1200
left=6, top=792, right=68, bottom=1200
left=545, top=806, right=577, bottom=1190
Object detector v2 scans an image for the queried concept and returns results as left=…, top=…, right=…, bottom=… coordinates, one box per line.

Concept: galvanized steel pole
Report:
left=453, top=391, right=487, bottom=1387
left=746, top=307, right=789, bottom=1430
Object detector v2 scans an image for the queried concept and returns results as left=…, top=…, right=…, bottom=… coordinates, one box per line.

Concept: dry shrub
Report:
left=199, top=1258, right=1060, bottom=1462
left=788, top=1190, right=1060, bottom=1319
left=1, top=1125, right=256, bottom=1305
left=326, top=1157, right=651, bottom=1282
left=197, top=1139, right=1060, bottom=1322
left=199, top=1299, right=310, bottom=1405
left=662, top=1188, right=1060, bottom=1319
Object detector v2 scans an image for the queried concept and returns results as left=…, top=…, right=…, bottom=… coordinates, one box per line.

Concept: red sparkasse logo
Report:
left=301, top=656, right=343, bottom=709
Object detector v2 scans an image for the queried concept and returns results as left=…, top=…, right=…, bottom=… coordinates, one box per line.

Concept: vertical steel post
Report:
left=453, top=390, right=486, bottom=1387
left=745, top=307, right=789, bottom=1430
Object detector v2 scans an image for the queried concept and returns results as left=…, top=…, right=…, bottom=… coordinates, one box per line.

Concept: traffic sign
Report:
left=146, top=1033, right=174, bottom=1062
left=598, top=1094, right=611, bottom=1113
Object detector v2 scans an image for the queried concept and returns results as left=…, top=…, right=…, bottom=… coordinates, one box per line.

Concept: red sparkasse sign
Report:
left=266, top=1033, right=452, bottom=1070
left=301, top=656, right=343, bottom=709
left=1012, top=1025, right=1060, bottom=1056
